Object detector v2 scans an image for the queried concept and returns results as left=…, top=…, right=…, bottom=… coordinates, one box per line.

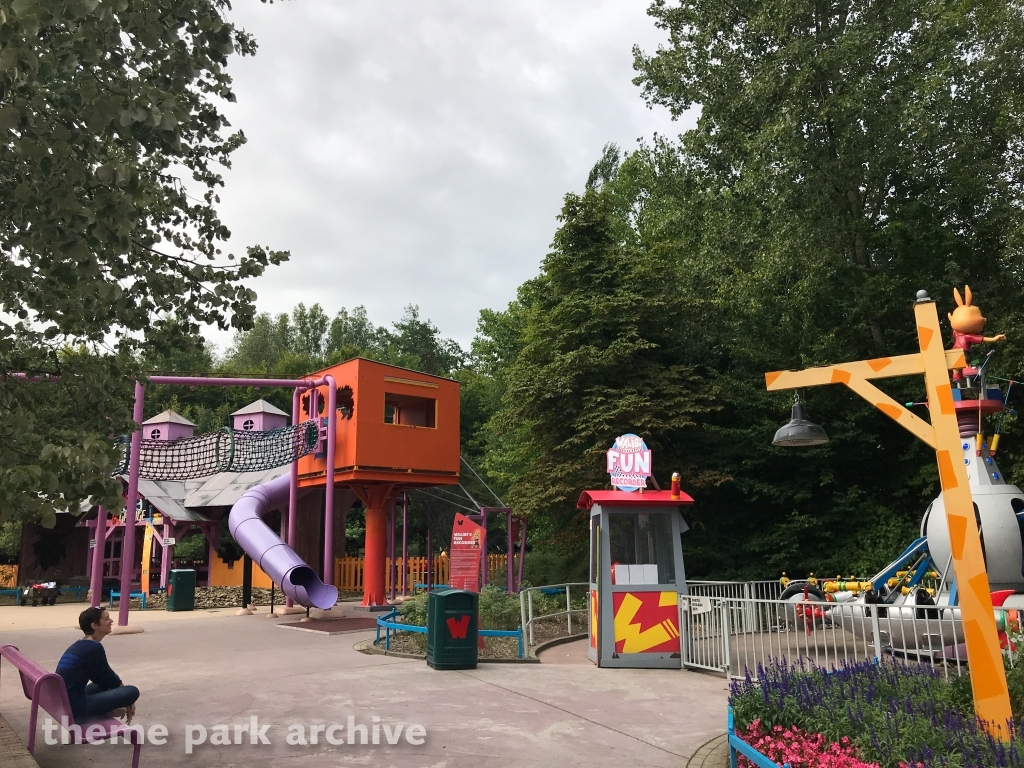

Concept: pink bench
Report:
left=0, top=644, right=142, bottom=767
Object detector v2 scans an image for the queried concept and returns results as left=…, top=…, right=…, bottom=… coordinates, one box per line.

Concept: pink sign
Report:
left=606, top=434, right=652, bottom=491
left=450, top=513, right=483, bottom=591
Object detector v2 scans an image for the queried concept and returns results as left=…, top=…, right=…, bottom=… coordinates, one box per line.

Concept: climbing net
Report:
left=115, top=421, right=320, bottom=480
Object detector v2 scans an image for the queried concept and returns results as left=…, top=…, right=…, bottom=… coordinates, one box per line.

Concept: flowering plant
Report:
left=736, top=719, right=878, bottom=768
left=730, top=658, right=1024, bottom=767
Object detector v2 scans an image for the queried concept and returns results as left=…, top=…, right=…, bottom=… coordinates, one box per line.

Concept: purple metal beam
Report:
left=507, top=512, right=514, bottom=593
left=516, top=517, right=528, bottom=592
left=401, top=492, right=408, bottom=596
left=323, top=375, right=337, bottom=586
left=159, top=522, right=172, bottom=590
left=146, top=375, right=328, bottom=388
left=118, top=381, right=145, bottom=626
left=89, top=507, right=108, bottom=607
left=286, top=386, right=301, bottom=609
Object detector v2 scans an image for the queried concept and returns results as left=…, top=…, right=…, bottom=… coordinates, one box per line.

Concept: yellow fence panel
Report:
left=332, top=553, right=508, bottom=592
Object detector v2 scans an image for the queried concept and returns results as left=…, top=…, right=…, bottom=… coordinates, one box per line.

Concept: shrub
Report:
left=396, top=586, right=522, bottom=630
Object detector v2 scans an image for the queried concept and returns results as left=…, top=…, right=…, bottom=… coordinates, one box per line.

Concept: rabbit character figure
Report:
left=948, top=285, right=1006, bottom=382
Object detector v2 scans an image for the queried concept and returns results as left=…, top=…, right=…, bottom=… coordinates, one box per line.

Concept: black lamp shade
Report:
left=772, top=402, right=829, bottom=447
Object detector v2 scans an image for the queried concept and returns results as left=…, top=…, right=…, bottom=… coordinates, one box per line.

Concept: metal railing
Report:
left=374, top=608, right=524, bottom=658
left=687, top=581, right=784, bottom=634
left=679, top=595, right=1001, bottom=680
left=519, top=583, right=589, bottom=647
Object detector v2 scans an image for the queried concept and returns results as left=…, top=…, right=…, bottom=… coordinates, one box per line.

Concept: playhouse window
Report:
left=608, top=512, right=675, bottom=585
left=383, top=393, right=436, bottom=428
left=242, top=419, right=254, bottom=431
left=149, top=428, right=161, bottom=439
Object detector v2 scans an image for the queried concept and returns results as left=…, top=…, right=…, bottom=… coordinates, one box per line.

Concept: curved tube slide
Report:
left=228, top=474, right=338, bottom=609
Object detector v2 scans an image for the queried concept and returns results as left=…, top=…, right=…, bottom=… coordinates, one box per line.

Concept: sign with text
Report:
left=449, top=513, right=483, bottom=592
left=606, top=434, right=652, bottom=491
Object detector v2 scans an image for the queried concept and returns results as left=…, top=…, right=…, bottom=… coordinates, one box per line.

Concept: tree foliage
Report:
left=0, top=0, right=286, bottom=526
left=474, top=0, right=1024, bottom=577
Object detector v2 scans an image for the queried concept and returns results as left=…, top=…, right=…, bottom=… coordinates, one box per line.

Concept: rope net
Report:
left=116, top=421, right=320, bottom=480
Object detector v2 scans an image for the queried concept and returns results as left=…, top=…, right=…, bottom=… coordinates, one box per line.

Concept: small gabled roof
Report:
left=230, top=399, right=288, bottom=418
left=142, top=409, right=195, bottom=427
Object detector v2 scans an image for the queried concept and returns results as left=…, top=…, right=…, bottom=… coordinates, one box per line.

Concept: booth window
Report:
left=608, top=512, right=675, bottom=585
left=383, top=393, right=436, bottom=428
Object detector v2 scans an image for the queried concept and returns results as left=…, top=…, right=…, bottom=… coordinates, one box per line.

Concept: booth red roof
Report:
left=576, top=489, right=693, bottom=509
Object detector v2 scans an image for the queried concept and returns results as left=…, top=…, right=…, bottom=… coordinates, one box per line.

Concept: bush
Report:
left=397, top=586, right=522, bottom=630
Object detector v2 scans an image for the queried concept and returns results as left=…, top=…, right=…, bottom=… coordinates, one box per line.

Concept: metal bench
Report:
left=0, top=644, right=142, bottom=766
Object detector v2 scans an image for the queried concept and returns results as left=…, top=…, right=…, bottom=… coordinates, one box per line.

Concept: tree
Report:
left=628, top=0, right=1024, bottom=576
left=0, top=0, right=288, bottom=526
left=481, top=147, right=718, bottom=552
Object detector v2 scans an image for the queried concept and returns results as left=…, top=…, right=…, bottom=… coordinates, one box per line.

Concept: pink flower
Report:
left=735, top=722, right=879, bottom=768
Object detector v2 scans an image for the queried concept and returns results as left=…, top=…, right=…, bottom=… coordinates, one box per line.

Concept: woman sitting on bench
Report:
left=56, top=607, right=140, bottom=724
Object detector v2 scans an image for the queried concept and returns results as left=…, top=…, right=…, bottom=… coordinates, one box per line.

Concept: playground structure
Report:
left=86, top=358, right=467, bottom=628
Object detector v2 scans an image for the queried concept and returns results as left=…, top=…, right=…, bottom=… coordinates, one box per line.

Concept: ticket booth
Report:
left=579, top=490, right=692, bottom=668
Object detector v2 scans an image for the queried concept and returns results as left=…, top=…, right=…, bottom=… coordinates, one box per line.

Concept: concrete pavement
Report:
left=0, top=606, right=729, bottom=767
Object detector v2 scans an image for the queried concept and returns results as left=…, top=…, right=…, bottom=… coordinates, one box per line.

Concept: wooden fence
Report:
left=334, top=554, right=509, bottom=592
left=0, top=564, right=17, bottom=588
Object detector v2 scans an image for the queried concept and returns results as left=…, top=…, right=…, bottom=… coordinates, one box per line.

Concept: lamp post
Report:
left=765, top=290, right=1011, bottom=738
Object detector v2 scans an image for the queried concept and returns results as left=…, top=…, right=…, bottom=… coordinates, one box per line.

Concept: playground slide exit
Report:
left=228, top=473, right=339, bottom=609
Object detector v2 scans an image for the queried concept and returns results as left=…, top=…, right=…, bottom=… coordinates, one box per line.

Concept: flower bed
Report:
left=729, top=658, right=1024, bottom=768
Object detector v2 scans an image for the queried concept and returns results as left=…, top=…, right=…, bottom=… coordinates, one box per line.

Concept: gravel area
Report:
left=374, top=610, right=587, bottom=660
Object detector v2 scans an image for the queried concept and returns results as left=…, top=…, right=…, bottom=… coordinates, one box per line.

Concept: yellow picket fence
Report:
left=0, top=564, right=17, bottom=588
left=333, top=554, right=508, bottom=592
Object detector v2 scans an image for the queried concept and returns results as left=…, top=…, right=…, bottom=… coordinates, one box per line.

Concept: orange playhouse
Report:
left=297, top=358, right=461, bottom=607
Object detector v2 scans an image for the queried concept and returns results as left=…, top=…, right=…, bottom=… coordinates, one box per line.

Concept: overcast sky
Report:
left=208, top=0, right=694, bottom=355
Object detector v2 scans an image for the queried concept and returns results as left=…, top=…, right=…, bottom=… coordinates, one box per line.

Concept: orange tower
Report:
left=297, top=358, right=461, bottom=607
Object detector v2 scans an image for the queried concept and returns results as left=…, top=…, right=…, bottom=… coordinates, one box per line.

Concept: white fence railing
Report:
left=519, top=583, right=589, bottom=647
left=679, top=595, right=1001, bottom=680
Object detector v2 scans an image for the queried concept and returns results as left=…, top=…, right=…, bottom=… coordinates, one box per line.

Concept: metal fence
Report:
left=519, top=583, right=589, bottom=647
left=679, top=595, right=991, bottom=680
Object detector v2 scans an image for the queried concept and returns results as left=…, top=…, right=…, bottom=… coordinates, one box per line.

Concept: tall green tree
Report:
left=0, top=0, right=287, bottom=526
left=482, top=146, right=718, bottom=551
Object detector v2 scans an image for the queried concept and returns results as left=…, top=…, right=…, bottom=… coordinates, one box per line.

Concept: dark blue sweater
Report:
left=56, top=639, right=122, bottom=717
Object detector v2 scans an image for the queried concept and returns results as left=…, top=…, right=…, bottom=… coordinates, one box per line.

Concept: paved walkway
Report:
left=0, top=605, right=728, bottom=767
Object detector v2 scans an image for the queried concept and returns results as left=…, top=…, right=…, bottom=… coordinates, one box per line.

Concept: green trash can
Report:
left=426, top=589, right=479, bottom=670
left=166, top=569, right=196, bottom=612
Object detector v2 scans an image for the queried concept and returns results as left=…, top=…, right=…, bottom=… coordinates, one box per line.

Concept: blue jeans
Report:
left=78, top=682, right=140, bottom=722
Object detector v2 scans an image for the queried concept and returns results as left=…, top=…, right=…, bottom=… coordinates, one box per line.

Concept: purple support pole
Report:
left=160, top=521, right=172, bottom=590
left=516, top=517, right=527, bottom=592
left=286, top=386, right=302, bottom=608
left=323, top=376, right=337, bottom=588
left=388, top=501, right=396, bottom=602
left=426, top=528, right=432, bottom=591
left=480, top=509, right=488, bottom=589
left=118, top=381, right=145, bottom=626
left=401, top=492, right=408, bottom=596
left=89, top=507, right=107, bottom=607
left=507, top=512, right=514, bottom=593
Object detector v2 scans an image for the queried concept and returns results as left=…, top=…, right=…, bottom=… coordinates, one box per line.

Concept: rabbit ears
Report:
left=953, top=285, right=973, bottom=307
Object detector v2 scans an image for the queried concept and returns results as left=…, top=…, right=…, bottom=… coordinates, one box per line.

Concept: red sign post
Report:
left=449, top=513, right=483, bottom=591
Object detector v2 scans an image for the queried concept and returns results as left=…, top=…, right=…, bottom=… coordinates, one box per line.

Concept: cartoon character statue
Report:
left=948, top=285, right=1006, bottom=382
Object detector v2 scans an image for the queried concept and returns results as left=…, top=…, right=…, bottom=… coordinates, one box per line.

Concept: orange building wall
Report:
left=209, top=554, right=273, bottom=589
left=297, top=358, right=461, bottom=488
